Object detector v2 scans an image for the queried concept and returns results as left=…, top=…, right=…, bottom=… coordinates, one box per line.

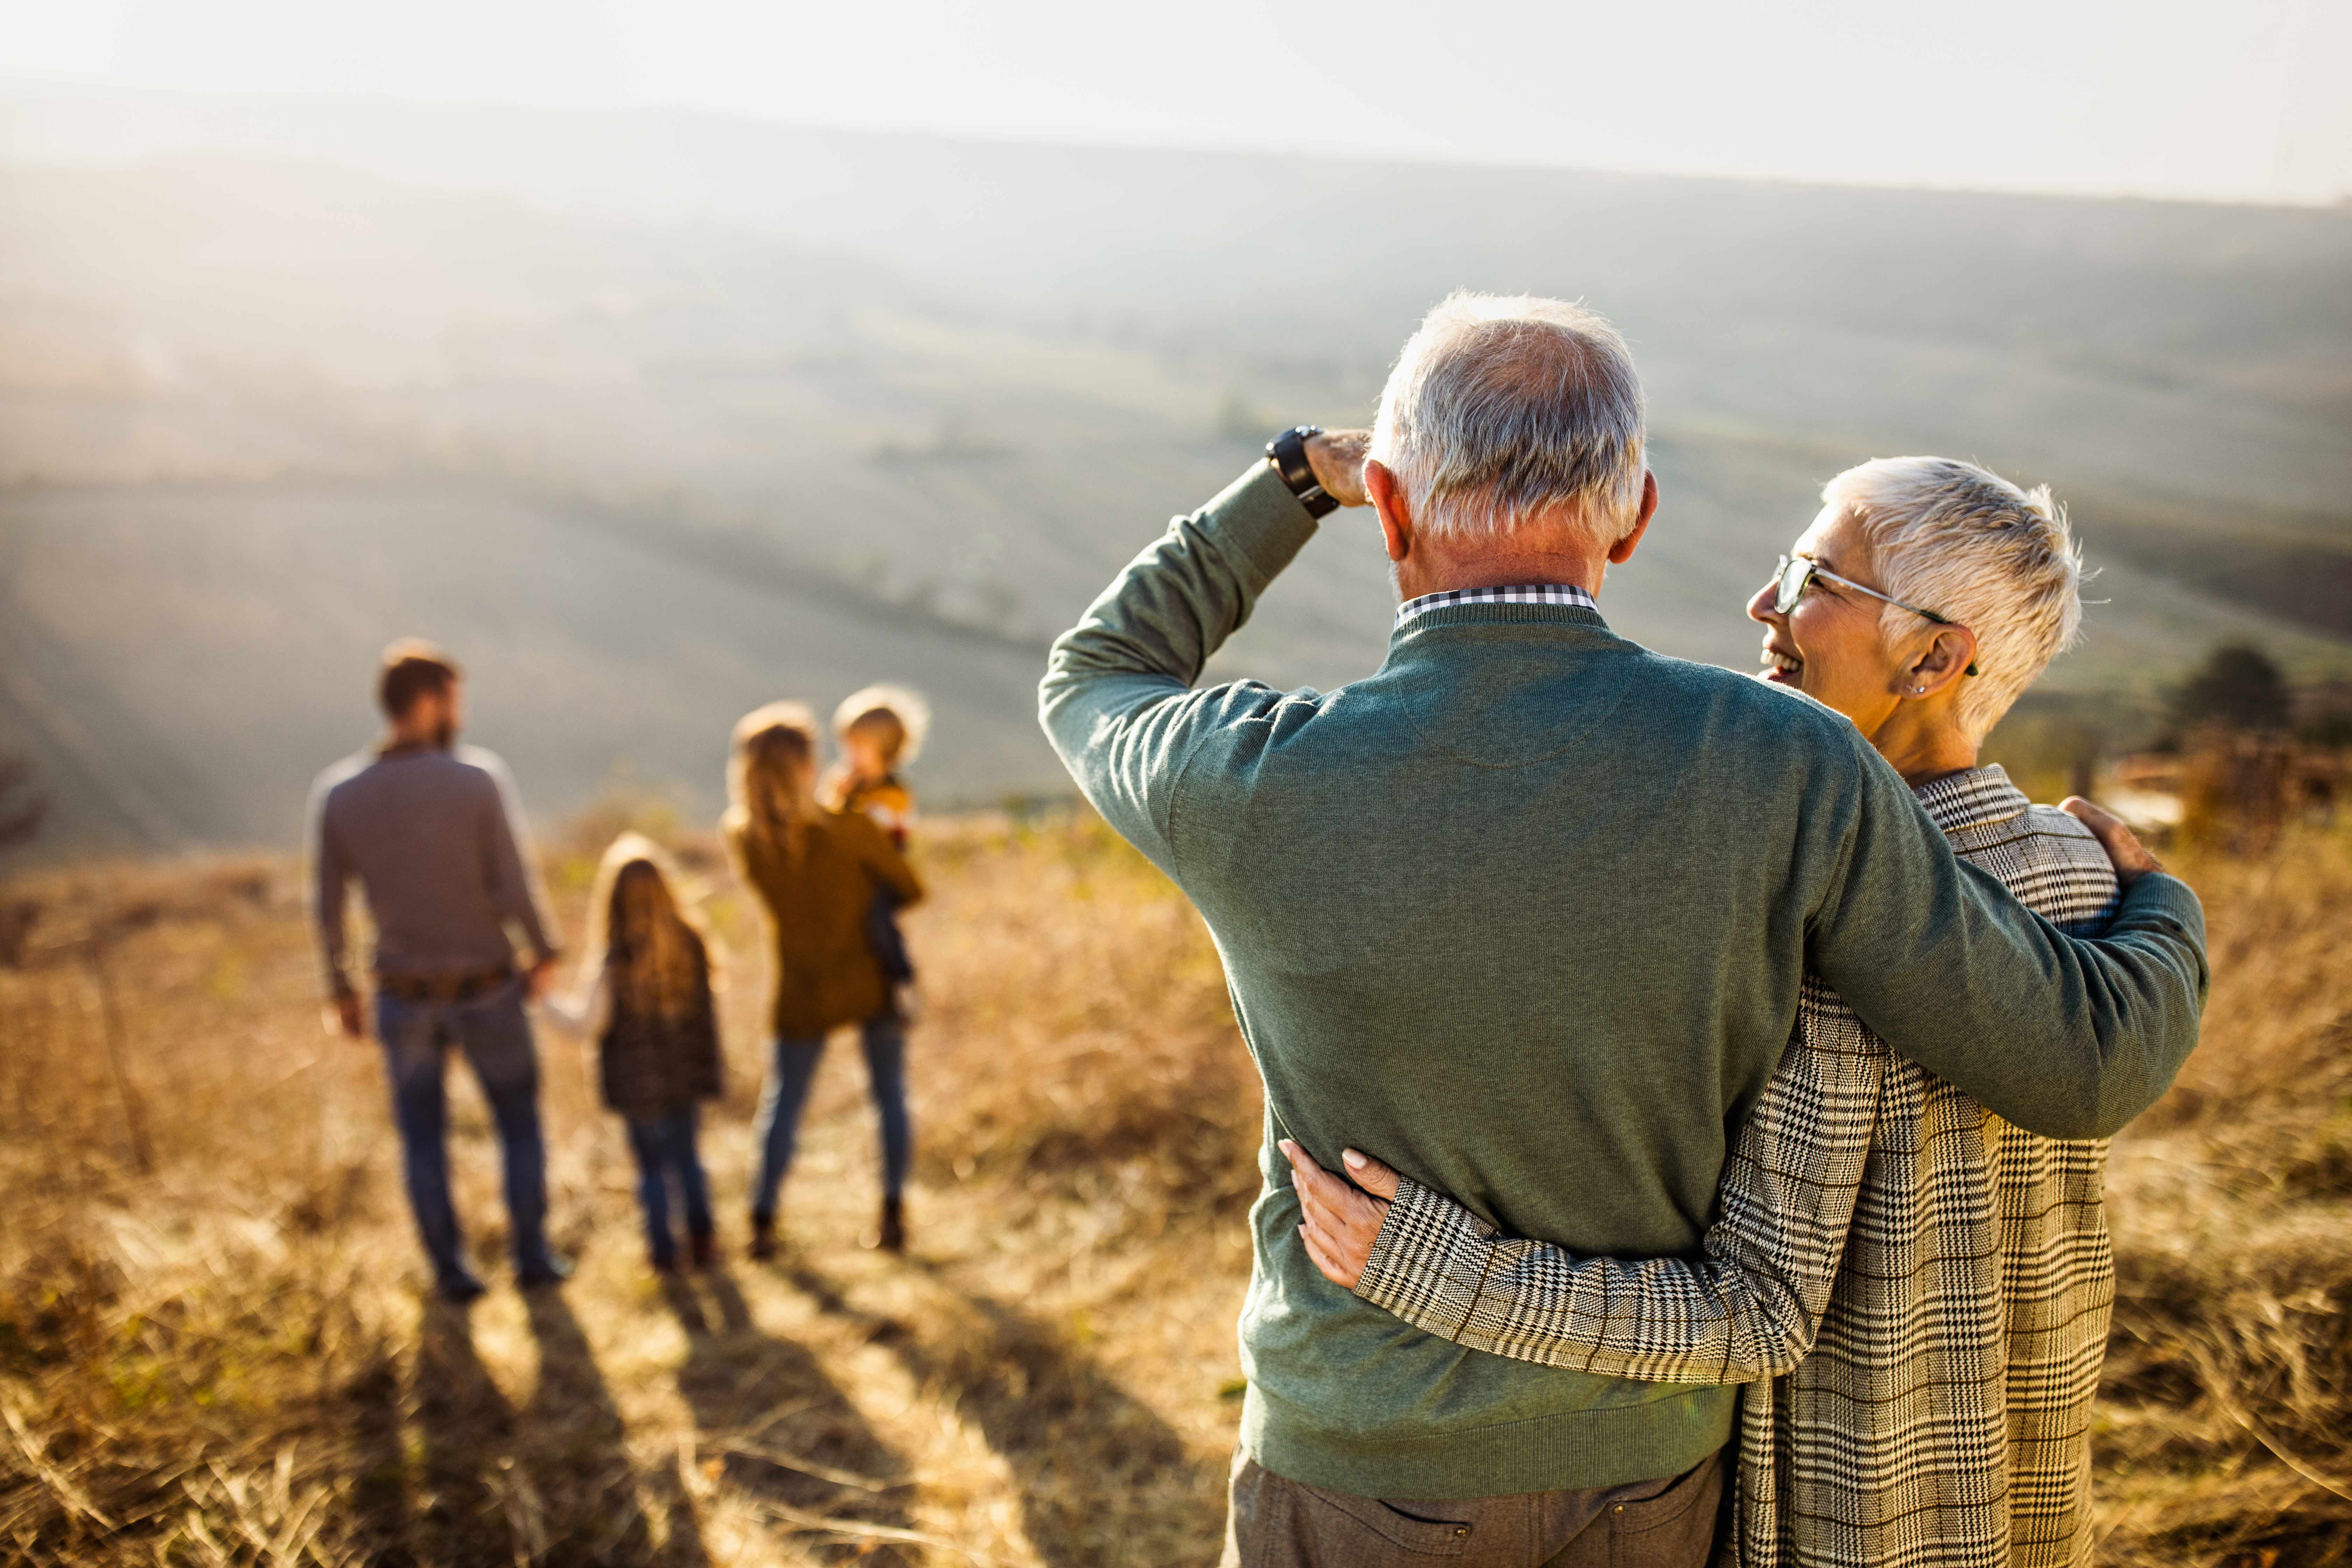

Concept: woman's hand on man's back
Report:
left=1282, top=1139, right=1400, bottom=1291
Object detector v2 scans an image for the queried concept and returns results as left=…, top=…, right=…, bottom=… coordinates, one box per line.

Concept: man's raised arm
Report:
left=1039, top=453, right=1338, bottom=872
left=1811, top=741, right=2207, bottom=1140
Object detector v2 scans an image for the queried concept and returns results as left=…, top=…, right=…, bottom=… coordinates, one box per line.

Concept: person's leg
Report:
left=453, top=985, right=560, bottom=1283
left=375, top=996, right=475, bottom=1296
left=672, top=1105, right=715, bottom=1260
left=748, top=1037, right=826, bottom=1226
left=859, top=1016, right=911, bottom=1251
left=623, top=1115, right=677, bottom=1270
left=860, top=1017, right=912, bottom=1198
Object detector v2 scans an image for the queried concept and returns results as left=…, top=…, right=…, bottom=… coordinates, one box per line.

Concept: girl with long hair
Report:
left=556, top=832, right=723, bottom=1274
left=723, top=702, right=924, bottom=1258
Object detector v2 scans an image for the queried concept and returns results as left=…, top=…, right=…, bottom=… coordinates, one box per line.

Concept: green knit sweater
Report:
left=1039, top=462, right=2207, bottom=1500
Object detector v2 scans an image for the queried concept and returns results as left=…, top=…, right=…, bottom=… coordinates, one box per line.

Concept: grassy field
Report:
left=2, top=808, right=2349, bottom=1566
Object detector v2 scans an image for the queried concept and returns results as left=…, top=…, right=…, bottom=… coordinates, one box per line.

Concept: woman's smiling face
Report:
left=1746, top=506, right=1914, bottom=736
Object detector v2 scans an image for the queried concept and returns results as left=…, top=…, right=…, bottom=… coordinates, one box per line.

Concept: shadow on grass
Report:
left=660, top=1267, right=918, bottom=1564
left=392, top=1293, right=709, bottom=1567
left=410, top=1300, right=520, bottom=1567
left=339, top=1313, right=416, bottom=1566
left=785, top=1259, right=1222, bottom=1567
left=524, top=1287, right=707, bottom=1566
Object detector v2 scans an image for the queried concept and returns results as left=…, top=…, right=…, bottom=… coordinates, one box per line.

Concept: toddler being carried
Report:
left=823, top=685, right=929, bottom=1018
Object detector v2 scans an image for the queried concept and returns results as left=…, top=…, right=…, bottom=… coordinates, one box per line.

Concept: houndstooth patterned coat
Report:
left=1355, top=766, right=2122, bottom=1568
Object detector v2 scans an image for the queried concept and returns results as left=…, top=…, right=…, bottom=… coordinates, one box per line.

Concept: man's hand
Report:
left=327, top=992, right=365, bottom=1039
left=526, top=955, right=560, bottom=1002
left=1281, top=1139, right=1400, bottom=1290
left=2060, top=796, right=2163, bottom=885
left=1304, top=429, right=1372, bottom=510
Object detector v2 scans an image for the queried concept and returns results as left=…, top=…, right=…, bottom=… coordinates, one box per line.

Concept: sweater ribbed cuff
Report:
left=1193, top=461, right=1322, bottom=593
left=2119, top=870, right=2206, bottom=945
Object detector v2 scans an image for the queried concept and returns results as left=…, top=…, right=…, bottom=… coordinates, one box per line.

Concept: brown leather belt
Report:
left=376, top=968, right=515, bottom=1004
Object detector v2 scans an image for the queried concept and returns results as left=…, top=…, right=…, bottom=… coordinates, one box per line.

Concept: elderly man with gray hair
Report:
left=1040, top=293, right=2207, bottom=1568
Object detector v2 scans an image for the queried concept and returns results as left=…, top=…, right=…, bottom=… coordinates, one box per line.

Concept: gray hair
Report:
left=1369, top=292, right=1647, bottom=547
left=1825, top=457, right=2085, bottom=741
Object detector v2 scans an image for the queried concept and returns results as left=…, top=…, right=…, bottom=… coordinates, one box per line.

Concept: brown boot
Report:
left=748, top=1212, right=776, bottom=1261
left=689, top=1227, right=718, bottom=1270
left=877, top=1195, right=905, bottom=1255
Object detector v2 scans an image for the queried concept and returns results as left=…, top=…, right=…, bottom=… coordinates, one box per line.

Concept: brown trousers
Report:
left=1220, top=1447, right=1724, bottom=1568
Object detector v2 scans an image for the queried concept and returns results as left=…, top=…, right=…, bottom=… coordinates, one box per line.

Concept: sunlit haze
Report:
left=6, top=0, right=2348, bottom=204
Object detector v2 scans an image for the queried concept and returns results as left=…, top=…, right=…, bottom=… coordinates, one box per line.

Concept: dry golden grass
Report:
left=1, top=809, right=2348, bottom=1566
left=2096, top=826, right=2352, bottom=1567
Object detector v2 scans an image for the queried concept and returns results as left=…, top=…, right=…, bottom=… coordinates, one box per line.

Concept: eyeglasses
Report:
left=1771, top=555, right=1979, bottom=675
left=1772, top=554, right=1954, bottom=623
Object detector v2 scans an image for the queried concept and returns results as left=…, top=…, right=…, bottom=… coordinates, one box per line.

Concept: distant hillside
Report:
left=1, top=91, right=2348, bottom=850
left=7, top=84, right=2346, bottom=503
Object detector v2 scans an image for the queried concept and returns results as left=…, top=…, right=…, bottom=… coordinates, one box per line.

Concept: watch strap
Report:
left=1266, top=425, right=1339, bottom=518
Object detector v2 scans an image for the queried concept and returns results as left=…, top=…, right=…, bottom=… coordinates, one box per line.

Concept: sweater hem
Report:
left=1240, top=1382, right=1734, bottom=1499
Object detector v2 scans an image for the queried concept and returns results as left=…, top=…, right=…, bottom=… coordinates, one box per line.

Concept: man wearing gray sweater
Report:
left=310, top=641, right=566, bottom=1302
left=1039, top=294, right=2207, bottom=1568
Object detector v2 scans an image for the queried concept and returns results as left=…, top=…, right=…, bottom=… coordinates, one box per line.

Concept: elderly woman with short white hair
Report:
left=1288, top=455, right=2138, bottom=1568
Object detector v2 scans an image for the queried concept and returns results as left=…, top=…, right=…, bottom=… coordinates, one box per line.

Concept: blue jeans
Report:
left=749, top=1017, right=909, bottom=1219
left=375, top=982, right=554, bottom=1287
left=625, top=1107, right=712, bottom=1265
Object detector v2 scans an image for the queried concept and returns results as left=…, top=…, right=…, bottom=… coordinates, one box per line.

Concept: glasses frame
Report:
left=1773, top=554, right=1952, bottom=623
left=1771, top=555, right=1979, bottom=676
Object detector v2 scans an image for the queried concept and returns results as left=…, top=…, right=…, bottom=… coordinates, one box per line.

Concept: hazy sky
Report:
left=7, top=0, right=2348, bottom=205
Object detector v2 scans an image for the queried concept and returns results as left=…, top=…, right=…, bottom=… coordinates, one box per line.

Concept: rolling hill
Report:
left=2, top=89, right=2348, bottom=850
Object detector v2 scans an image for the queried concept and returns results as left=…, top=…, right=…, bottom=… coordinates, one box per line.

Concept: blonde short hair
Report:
left=832, top=684, right=930, bottom=767
left=1825, top=457, right=2084, bottom=741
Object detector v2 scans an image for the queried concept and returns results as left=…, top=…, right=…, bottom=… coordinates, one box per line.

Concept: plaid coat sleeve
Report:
left=1354, top=979, right=1886, bottom=1383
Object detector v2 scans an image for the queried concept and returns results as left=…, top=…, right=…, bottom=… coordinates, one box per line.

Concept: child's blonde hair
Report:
left=578, top=832, right=715, bottom=1023
left=832, top=684, right=930, bottom=768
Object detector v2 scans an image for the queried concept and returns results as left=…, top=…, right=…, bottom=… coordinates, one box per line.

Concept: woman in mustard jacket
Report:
left=723, top=701, right=923, bottom=1257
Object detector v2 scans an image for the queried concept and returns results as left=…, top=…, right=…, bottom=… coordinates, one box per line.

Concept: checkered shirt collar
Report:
left=1395, top=583, right=1600, bottom=628
left=1911, top=764, right=2030, bottom=836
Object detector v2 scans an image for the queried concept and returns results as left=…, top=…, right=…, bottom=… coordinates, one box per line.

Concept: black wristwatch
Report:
left=1266, top=425, right=1339, bottom=518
